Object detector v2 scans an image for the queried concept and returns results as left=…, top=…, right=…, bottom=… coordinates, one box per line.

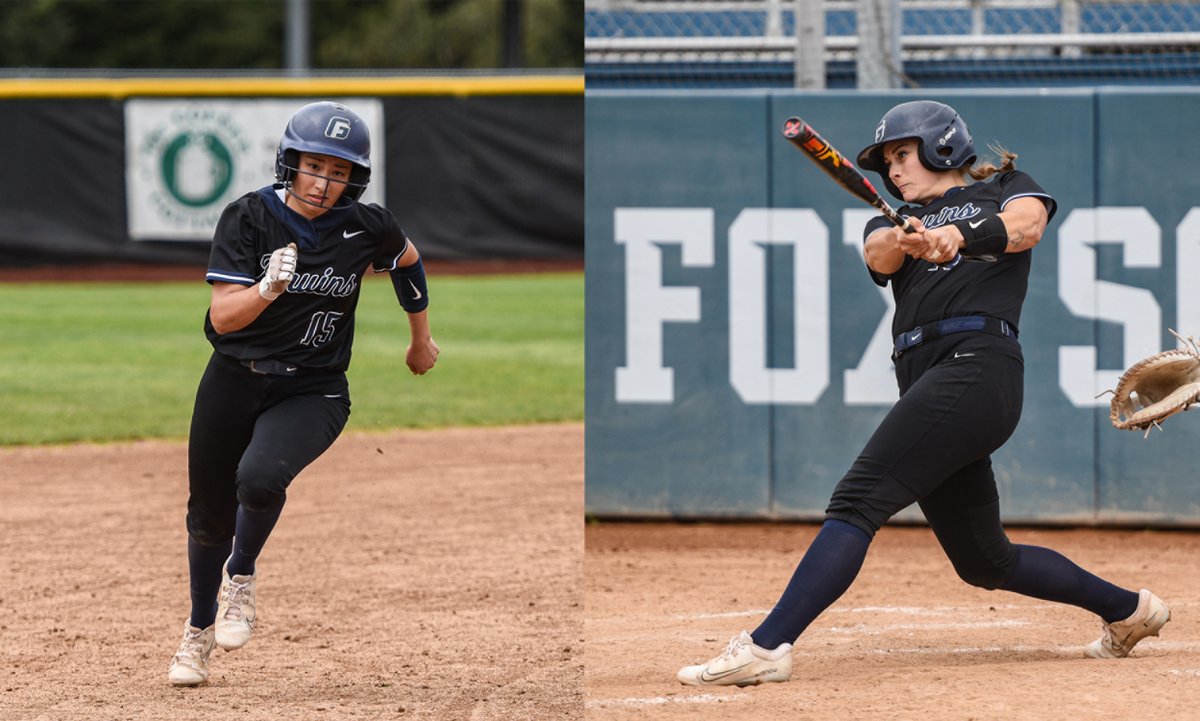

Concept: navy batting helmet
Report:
left=856, top=100, right=975, bottom=200
left=275, top=101, right=371, bottom=201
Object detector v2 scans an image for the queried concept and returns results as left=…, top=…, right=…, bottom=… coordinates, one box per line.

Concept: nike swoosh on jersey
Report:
left=343, top=229, right=366, bottom=238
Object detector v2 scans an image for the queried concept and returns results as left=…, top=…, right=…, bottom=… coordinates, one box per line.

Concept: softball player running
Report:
left=168, top=101, right=439, bottom=686
left=678, top=100, right=1169, bottom=687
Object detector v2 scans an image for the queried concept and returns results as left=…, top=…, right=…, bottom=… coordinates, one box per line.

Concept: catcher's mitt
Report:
left=1107, top=330, right=1200, bottom=436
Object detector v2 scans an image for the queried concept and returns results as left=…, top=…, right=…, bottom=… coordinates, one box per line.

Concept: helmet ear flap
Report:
left=882, top=176, right=903, bottom=200
left=346, top=166, right=371, bottom=200
left=275, top=147, right=300, bottom=185
left=919, top=112, right=975, bottom=171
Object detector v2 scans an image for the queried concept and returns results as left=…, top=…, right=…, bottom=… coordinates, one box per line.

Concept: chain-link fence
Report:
left=585, top=0, right=1200, bottom=88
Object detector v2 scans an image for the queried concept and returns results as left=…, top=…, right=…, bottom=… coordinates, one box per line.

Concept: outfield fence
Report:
left=0, top=75, right=583, bottom=266
left=585, top=86, right=1200, bottom=527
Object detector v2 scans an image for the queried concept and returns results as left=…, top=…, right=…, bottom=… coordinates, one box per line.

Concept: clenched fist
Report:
left=406, top=335, right=440, bottom=375
left=259, top=243, right=298, bottom=301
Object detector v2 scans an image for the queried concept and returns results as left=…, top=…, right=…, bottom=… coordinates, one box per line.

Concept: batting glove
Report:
left=259, top=243, right=298, bottom=301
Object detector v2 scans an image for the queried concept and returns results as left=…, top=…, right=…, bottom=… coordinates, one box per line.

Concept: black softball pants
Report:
left=825, top=331, right=1024, bottom=589
left=186, top=352, right=351, bottom=546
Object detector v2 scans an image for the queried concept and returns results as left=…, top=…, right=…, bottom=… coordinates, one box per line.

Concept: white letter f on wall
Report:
left=614, top=208, right=714, bottom=403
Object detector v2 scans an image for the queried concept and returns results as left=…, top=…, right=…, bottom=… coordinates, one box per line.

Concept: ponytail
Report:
left=967, top=143, right=1018, bottom=181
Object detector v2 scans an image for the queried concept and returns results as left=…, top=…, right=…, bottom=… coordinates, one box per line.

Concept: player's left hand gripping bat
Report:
left=781, top=116, right=914, bottom=233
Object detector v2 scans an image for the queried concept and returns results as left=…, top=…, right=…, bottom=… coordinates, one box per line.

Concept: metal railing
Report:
left=585, top=0, right=1200, bottom=87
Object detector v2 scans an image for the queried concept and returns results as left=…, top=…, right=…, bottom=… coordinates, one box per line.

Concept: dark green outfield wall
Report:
left=586, top=88, right=1200, bottom=526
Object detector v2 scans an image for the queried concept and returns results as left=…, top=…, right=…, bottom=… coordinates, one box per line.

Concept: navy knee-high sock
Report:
left=751, top=519, right=873, bottom=650
left=188, top=536, right=232, bottom=629
left=226, top=504, right=284, bottom=578
left=1000, top=544, right=1139, bottom=623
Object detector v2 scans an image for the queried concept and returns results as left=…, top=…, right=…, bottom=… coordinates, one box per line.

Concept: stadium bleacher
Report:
left=586, top=3, right=1200, bottom=38
left=585, top=1, right=1200, bottom=88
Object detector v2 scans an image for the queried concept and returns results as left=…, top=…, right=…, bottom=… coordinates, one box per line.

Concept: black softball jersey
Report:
left=204, top=186, right=410, bottom=372
left=861, top=170, right=1057, bottom=338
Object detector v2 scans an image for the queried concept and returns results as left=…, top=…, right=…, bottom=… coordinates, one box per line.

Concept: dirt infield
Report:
left=0, top=424, right=582, bottom=720
left=585, top=522, right=1200, bottom=720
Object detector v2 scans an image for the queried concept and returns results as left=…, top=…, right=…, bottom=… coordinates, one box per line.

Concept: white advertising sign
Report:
left=125, top=98, right=385, bottom=241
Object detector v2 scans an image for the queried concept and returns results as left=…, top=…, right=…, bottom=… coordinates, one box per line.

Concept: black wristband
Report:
left=953, top=215, right=1008, bottom=259
left=390, top=257, right=429, bottom=313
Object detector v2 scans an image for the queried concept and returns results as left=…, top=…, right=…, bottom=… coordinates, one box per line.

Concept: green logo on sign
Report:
left=160, top=132, right=233, bottom=207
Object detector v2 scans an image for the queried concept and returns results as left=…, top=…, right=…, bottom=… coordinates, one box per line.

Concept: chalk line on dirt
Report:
left=1166, top=669, right=1200, bottom=677
left=677, top=599, right=1200, bottom=625
left=585, top=692, right=749, bottom=709
left=679, top=602, right=1062, bottom=622
left=826, top=619, right=1031, bottom=635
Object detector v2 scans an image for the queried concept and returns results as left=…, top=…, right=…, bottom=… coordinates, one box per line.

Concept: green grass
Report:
left=0, top=273, right=582, bottom=445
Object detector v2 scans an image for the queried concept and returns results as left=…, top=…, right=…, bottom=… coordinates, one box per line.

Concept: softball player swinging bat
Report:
left=168, top=101, right=439, bottom=686
left=678, top=100, right=1169, bottom=687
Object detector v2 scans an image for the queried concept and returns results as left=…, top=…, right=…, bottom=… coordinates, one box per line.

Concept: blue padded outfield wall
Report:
left=585, top=88, right=1200, bottom=526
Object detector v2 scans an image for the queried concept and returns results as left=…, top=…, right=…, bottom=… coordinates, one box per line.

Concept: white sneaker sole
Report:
left=215, top=624, right=253, bottom=651
left=168, top=667, right=208, bottom=686
left=678, top=664, right=791, bottom=687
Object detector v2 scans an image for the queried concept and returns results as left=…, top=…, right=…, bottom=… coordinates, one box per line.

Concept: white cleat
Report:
left=1085, top=589, right=1170, bottom=659
left=215, top=562, right=257, bottom=651
left=168, top=623, right=216, bottom=686
left=677, top=631, right=792, bottom=687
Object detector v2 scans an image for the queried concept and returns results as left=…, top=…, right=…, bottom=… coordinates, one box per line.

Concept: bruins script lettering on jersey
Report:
left=257, top=255, right=359, bottom=298
left=916, top=201, right=982, bottom=230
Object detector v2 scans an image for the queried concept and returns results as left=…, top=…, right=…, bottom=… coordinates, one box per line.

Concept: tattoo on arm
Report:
left=1007, top=230, right=1026, bottom=251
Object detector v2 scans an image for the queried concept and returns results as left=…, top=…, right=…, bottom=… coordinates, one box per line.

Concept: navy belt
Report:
left=893, top=316, right=1016, bottom=358
left=241, top=358, right=304, bottom=376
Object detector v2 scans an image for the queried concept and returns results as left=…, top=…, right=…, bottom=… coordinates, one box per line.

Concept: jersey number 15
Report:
left=301, top=310, right=344, bottom=348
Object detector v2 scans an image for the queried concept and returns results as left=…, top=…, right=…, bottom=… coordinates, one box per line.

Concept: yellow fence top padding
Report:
left=0, top=75, right=583, bottom=98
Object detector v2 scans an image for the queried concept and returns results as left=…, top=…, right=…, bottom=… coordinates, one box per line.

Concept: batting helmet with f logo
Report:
left=275, top=101, right=372, bottom=201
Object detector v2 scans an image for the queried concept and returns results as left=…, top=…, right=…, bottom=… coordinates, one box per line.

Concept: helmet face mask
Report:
left=281, top=151, right=359, bottom=212
left=276, top=148, right=369, bottom=207
left=275, top=102, right=372, bottom=204
left=857, top=100, right=976, bottom=201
